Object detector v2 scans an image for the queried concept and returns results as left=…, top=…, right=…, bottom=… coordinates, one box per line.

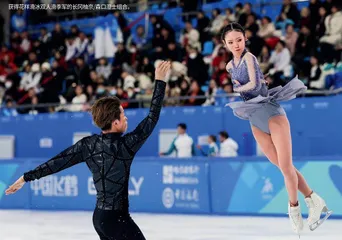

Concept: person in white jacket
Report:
left=319, top=4, right=342, bottom=47
left=218, top=130, right=238, bottom=157
left=160, top=123, right=195, bottom=158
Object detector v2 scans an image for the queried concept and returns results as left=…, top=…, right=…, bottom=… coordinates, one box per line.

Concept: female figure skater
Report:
left=221, top=23, right=332, bottom=236
left=5, top=61, right=171, bottom=240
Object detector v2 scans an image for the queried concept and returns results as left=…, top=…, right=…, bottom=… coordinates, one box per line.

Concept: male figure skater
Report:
left=5, top=61, right=171, bottom=240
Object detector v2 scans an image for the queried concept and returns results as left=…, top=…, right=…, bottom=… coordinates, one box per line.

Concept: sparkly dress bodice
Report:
left=227, top=50, right=268, bottom=101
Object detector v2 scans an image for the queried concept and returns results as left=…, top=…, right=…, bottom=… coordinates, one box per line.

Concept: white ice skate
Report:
left=305, top=192, right=333, bottom=231
left=288, top=203, right=304, bottom=238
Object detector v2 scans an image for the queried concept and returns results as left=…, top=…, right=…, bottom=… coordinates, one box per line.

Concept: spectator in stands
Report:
left=68, top=85, right=87, bottom=112
left=185, top=80, right=205, bottom=106
left=137, top=56, right=155, bottom=79
left=268, top=40, right=292, bottom=87
left=136, top=59, right=154, bottom=90
left=65, top=35, right=77, bottom=63
left=70, top=25, right=80, bottom=38
left=121, top=71, right=136, bottom=90
left=38, top=27, right=51, bottom=60
left=209, top=9, right=226, bottom=35
left=126, top=25, right=148, bottom=52
left=96, top=57, right=111, bottom=82
left=28, top=95, right=40, bottom=115
left=126, top=87, right=139, bottom=108
left=239, top=3, right=258, bottom=27
left=85, top=85, right=96, bottom=105
left=196, top=11, right=210, bottom=46
left=234, top=3, right=244, bottom=23
left=197, top=135, right=219, bottom=157
left=0, top=45, right=15, bottom=65
left=212, top=46, right=230, bottom=73
left=19, top=88, right=37, bottom=113
left=50, top=23, right=67, bottom=54
left=179, top=78, right=190, bottom=104
left=202, top=79, right=218, bottom=106
left=111, top=43, right=131, bottom=85
left=292, top=25, right=314, bottom=76
left=322, top=0, right=334, bottom=13
left=40, top=60, right=64, bottom=105
left=165, top=42, right=183, bottom=62
left=53, top=51, right=67, bottom=70
left=245, top=14, right=259, bottom=36
left=150, top=15, right=175, bottom=42
left=258, top=45, right=271, bottom=73
left=0, top=54, right=18, bottom=79
left=116, top=87, right=129, bottom=108
left=284, top=24, right=299, bottom=56
left=299, top=7, right=312, bottom=31
left=11, top=9, right=26, bottom=33
left=225, top=8, right=236, bottom=22
left=309, top=0, right=322, bottom=31
left=5, top=0, right=340, bottom=114
left=19, top=63, right=41, bottom=92
left=159, top=27, right=176, bottom=52
left=85, top=34, right=95, bottom=65
left=95, top=83, right=107, bottom=99
left=160, top=123, right=195, bottom=158
left=114, top=10, right=131, bottom=43
left=72, top=57, right=91, bottom=87
left=19, top=31, right=31, bottom=58
left=212, top=61, right=228, bottom=87
left=257, top=17, right=276, bottom=39
left=218, top=131, right=238, bottom=157
left=276, top=0, right=300, bottom=28
left=180, top=21, right=201, bottom=52
left=308, top=55, right=323, bottom=89
left=315, top=6, right=328, bottom=41
left=186, top=46, right=208, bottom=86
left=74, top=32, right=89, bottom=59
left=89, top=70, right=98, bottom=88
left=3, top=79, right=18, bottom=103
left=27, top=51, right=38, bottom=66
left=136, top=84, right=153, bottom=108
left=245, top=29, right=265, bottom=57
left=1, top=99, right=18, bottom=117
left=319, top=2, right=342, bottom=63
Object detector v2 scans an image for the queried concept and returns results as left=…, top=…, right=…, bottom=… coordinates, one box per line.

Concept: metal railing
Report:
left=2, top=87, right=342, bottom=112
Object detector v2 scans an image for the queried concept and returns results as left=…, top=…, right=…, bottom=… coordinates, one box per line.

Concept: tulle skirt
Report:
left=226, top=76, right=307, bottom=121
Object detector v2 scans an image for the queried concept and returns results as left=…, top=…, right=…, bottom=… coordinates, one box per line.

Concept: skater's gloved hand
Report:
left=5, top=175, right=25, bottom=195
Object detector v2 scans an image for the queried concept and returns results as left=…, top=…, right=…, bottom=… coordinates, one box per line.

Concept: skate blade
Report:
left=309, top=208, right=333, bottom=231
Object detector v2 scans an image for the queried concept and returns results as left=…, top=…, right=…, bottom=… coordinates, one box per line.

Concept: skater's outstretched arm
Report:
left=5, top=138, right=86, bottom=195
left=123, top=61, right=170, bottom=155
left=233, top=52, right=263, bottom=93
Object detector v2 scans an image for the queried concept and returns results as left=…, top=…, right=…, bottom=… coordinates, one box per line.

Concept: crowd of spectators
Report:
left=1, top=0, right=341, bottom=116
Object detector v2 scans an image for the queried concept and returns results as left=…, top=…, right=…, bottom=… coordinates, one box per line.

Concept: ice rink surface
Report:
left=0, top=210, right=340, bottom=240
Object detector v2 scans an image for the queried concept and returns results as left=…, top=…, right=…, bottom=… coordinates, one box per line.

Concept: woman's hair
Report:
left=221, top=22, right=245, bottom=42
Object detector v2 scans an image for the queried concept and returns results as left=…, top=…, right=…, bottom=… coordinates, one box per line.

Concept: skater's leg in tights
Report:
left=251, top=123, right=312, bottom=200
left=268, top=115, right=306, bottom=205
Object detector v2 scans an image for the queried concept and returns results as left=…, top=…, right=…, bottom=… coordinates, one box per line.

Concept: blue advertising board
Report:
left=0, top=157, right=341, bottom=218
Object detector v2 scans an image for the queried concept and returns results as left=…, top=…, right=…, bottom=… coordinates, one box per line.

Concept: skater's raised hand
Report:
left=5, top=175, right=25, bottom=195
left=155, top=61, right=171, bottom=81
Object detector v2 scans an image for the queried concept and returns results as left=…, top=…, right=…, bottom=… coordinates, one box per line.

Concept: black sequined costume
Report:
left=23, top=80, right=166, bottom=240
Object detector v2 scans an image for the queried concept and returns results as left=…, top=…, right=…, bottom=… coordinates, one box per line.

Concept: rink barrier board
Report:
left=0, top=157, right=342, bottom=218
left=1, top=95, right=342, bottom=159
